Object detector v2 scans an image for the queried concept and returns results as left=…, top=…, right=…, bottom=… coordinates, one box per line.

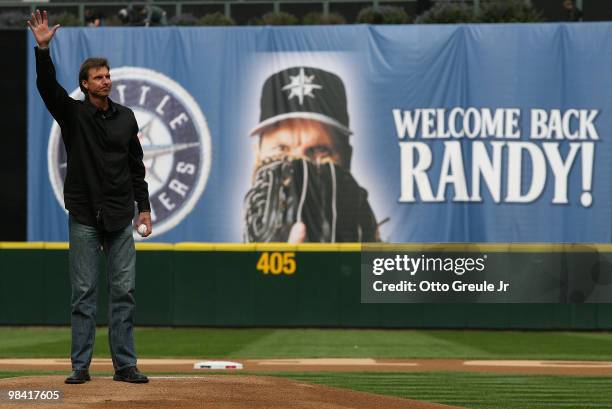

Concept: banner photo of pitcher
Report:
left=27, top=25, right=612, bottom=243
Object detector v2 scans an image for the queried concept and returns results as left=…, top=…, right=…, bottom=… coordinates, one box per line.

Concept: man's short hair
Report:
left=78, top=58, right=110, bottom=94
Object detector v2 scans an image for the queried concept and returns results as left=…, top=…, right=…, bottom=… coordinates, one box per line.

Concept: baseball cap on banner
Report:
left=250, top=66, right=352, bottom=137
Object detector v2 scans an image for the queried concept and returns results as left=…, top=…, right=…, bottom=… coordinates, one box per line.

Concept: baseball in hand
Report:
left=137, top=224, right=148, bottom=236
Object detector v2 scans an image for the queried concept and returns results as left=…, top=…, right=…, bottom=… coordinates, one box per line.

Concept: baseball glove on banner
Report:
left=244, top=157, right=378, bottom=242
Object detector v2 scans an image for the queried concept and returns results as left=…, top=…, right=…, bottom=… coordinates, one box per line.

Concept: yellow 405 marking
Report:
left=256, top=252, right=296, bottom=275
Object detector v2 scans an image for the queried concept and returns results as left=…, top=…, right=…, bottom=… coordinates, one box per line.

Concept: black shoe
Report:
left=113, top=366, right=149, bottom=383
left=65, top=369, right=91, bottom=384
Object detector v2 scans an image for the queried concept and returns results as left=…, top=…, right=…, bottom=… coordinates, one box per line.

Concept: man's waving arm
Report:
left=28, top=10, right=72, bottom=123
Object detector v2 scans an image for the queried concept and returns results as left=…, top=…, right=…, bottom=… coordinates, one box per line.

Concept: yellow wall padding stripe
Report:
left=135, top=243, right=174, bottom=251
left=2, top=242, right=612, bottom=252
left=0, top=242, right=46, bottom=249
left=44, top=242, right=69, bottom=250
left=174, top=243, right=243, bottom=251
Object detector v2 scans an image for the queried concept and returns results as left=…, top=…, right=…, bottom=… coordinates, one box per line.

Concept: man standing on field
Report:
left=28, top=10, right=151, bottom=384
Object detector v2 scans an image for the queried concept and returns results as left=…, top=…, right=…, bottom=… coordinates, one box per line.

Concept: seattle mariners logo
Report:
left=281, top=67, right=323, bottom=105
left=47, top=67, right=212, bottom=239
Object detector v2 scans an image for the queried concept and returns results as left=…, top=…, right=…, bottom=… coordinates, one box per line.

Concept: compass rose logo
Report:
left=47, top=67, right=212, bottom=239
left=281, top=68, right=323, bottom=105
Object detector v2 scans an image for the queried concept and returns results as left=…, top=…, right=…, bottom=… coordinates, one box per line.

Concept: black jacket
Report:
left=35, top=47, right=150, bottom=232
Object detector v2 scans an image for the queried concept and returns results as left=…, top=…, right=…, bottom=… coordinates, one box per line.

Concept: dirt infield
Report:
left=0, top=375, right=462, bottom=409
left=1, top=358, right=612, bottom=376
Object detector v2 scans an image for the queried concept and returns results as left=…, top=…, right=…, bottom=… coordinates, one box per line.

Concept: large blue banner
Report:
left=27, top=24, right=612, bottom=243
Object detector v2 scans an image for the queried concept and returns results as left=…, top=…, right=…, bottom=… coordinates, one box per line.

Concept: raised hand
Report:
left=27, top=10, right=60, bottom=49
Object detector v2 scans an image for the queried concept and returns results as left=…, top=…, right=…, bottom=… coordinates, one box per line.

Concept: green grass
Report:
left=280, top=372, right=612, bottom=409
left=1, top=328, right=612, bottom=360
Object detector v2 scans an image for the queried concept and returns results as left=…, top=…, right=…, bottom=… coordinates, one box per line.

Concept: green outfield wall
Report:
left=1, top=242, right=612, bottom=329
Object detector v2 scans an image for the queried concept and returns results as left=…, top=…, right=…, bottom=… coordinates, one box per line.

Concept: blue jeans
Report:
left=68, top=215, right=137, bottom=371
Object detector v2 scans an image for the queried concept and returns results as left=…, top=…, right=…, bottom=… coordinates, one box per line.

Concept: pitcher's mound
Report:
left=0, top=375, right=462, bottom=409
